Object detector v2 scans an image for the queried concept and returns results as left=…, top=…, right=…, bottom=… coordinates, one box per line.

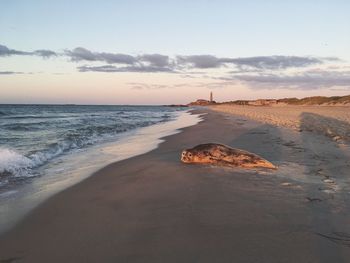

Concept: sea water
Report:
left=0, top=104, right=201, bottom=233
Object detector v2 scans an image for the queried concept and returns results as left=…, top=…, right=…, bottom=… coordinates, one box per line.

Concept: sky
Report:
left=1, top=0, right=350, bottom=104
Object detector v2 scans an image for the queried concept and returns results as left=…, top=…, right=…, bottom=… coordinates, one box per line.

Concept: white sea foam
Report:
left=0, top=109, right=202, bottom=234
left=0, top=148, right=33, bottom=177
left=0, top=105, right=180, bottom=180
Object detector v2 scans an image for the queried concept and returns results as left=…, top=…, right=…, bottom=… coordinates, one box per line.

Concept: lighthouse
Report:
left=210, top=91, right=213, bottom=102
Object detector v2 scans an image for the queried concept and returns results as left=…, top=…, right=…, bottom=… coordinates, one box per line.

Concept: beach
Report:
left=1, top=107, right=350, bottom=262
left=0, top=106, right=201, bottom=234
left=211, top=104, right=350, bottom=143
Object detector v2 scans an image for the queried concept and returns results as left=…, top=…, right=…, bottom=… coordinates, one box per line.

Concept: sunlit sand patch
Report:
left=211, top=105, right=350, bottom=144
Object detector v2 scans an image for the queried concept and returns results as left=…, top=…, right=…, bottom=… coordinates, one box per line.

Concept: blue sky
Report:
left=1, top=0, right=350, bottom=104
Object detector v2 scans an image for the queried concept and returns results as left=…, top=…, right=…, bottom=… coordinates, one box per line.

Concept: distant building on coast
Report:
left=188, top=91, right=216, bottom=106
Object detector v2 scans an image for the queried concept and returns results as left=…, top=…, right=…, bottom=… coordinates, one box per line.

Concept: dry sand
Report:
left=211, top=105, right=350, bottom=143
left=1, top=109, right=350, bottom=262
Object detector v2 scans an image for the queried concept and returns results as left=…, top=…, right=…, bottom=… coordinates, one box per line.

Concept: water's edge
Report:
left=0, top=110, right=203, bottom=234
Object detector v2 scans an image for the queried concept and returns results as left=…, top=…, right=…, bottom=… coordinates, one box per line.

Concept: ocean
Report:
left=0, top=104, right=201, bottom=232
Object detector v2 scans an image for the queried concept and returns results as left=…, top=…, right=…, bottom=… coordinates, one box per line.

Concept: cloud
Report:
left=65, top=47, right=96, bottom=61
left=128, top=82, right=193, bottom=90
left=34, top=49, right=57, bottom=58
left=0, top=44, right=30, bottom=56
left=233, top=70, right=350, bottom=89
left=138, top=54, right=170, bottom=67
left=175, top=55, right=330, bottom=70
left=78, top=64, right=175, bottom=73
left=128, top=82, right=170, bottom=90
left=127, top=81, right=239, bottom=91
left=0, top=44, right=57, bottom=58
left=0, top=43, right=345, bottom=75
left=176, top=55, right=221, bottom=68
left=186, top=81, right=238, bottom=89
left=65, top=47, right=136, bottom=64
left=0, top=71, right=24, bottom=75
left=0, top=43, right=340, bottom=69
left=100, top=52, right=136, bottom=64
left=225, top=56, right=325, bottom=70
left=66, top=49, right=171, bottom=67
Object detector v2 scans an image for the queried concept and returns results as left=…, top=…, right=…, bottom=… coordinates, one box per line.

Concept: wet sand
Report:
left=1, top=109, right=350, bottom=262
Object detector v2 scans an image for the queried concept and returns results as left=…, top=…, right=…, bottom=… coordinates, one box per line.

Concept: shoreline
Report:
left=0, top=109, right=202, bottom=235
left=1, top=108, right=350, bottom=262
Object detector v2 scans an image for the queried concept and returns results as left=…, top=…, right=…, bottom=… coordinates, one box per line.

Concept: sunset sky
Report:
left=1, top=0, right=350, bottom=104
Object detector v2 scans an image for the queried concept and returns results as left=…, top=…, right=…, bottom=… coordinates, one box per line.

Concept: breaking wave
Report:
left=0, top=105, right=180, bottom=182
left=0, top=148, right=33, bottom=178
